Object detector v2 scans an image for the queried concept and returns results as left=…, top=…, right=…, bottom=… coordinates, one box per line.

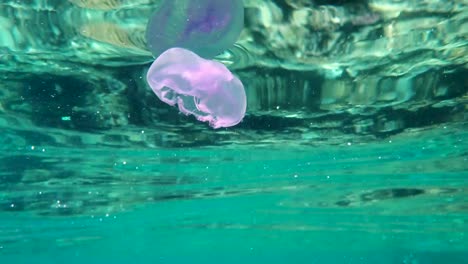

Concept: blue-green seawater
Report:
left=0, top=123, right=466, bottom=263
left=0, top=0, right=467, bottom=262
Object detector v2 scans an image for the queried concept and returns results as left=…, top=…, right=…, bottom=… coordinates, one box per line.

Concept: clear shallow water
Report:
left=0, top=122, right=466, bottom=263
left=1, top=0, right=467, bottom=263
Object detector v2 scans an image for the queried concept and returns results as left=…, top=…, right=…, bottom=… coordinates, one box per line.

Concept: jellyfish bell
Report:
left=145, top=0, right=244, bottom=59
left=146, top=48, right=246, bottom=128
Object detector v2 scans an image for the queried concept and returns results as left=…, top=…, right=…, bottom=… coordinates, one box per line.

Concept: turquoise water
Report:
left=1, top=0, right=467, bottom=263
left=0, top=123, right=466, bottom=263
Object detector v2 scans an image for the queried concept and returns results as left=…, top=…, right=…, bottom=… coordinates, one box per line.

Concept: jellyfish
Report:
left=146, top=0, right=244, bottom=59
left=146, top=48, right=246, bottom=128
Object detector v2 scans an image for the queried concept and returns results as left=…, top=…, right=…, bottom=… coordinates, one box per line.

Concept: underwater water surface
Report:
left=1, top=0, right=467, bottom=263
